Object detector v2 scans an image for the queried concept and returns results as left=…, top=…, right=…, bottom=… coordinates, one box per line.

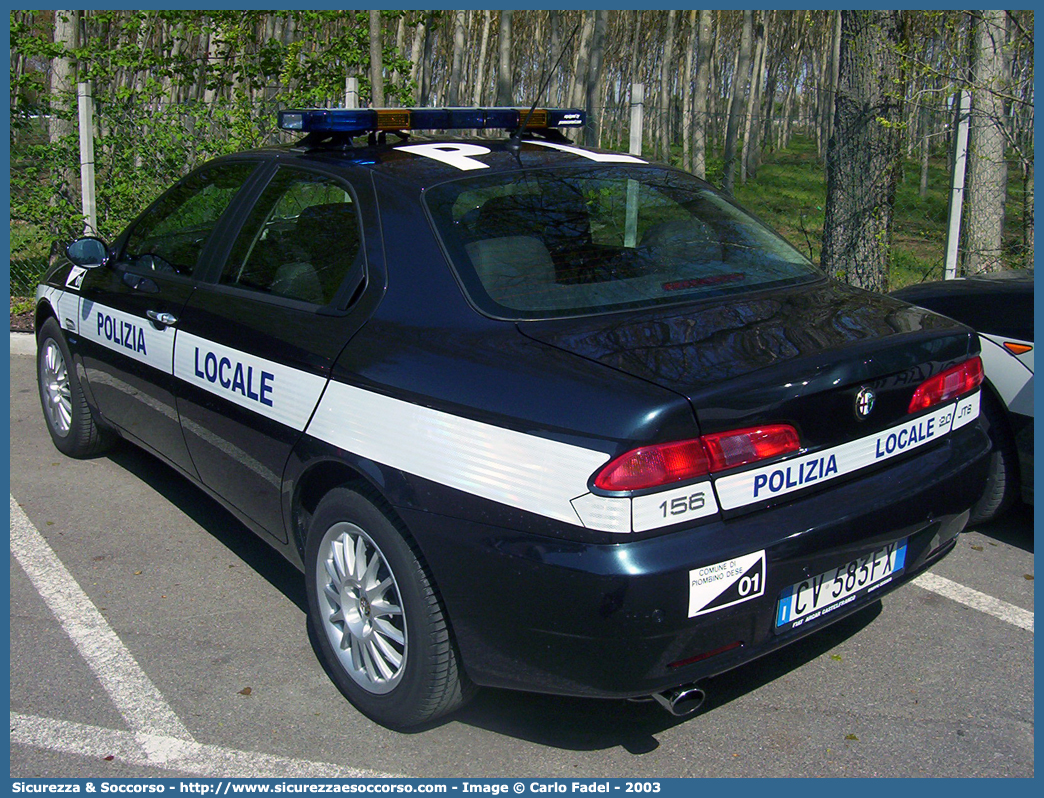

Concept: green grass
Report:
left=732, top=137, right=827, bottom=263
left=730, top=136, right=956, bottom=289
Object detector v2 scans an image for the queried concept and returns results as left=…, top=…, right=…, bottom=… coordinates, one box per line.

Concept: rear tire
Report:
left=305, top=486, right=472, bottom=729
left=36, top=317, right=113, bottom=458
left=969, top=390, right=1018, bottom=525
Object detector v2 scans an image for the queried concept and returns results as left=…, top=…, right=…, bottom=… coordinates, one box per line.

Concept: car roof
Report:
left=892, top=272, right=1034, bottom=341
left=220, top=135, right=665, bottom=190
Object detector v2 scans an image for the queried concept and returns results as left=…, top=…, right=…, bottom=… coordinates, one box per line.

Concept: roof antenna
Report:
left=506, top=19, right=583, bottom=156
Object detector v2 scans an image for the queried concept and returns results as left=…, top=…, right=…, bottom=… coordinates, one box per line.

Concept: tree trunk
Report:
left=368, top=11, right=385, bottom=107
left=49, top=8, right=80, bottom=233
left=446, top=10, right=465, bottom=107
left=472, top=10, right=492, bottom=105
left=722, top=10, right=753, bottom=194
left=495, top=11, right=513, bottom=106
left=420, top=14, right=435, bottom=106
left=821, top=10, right=842, bottom=159
left=741, top=12, right=766, bottom=183
left=390, top=14, right=406, bottom=100
left=691, top=10, right=712, bottom=178
left=584, top=10, right=607, bottom=148
left=569, top=11, right=594, bottom=109
left=821, top=10, right=904, bottom=291
left=202, top=23, right=222, bottom=105
left=658, top=10, right=677, bottom=162
left=410, top=18, right=425, bottom=102
left=549, top=11, right=563, bottom=105
left=681, top=11, right=696, bottom=172
left=964, top=9, right=1009, bottom=274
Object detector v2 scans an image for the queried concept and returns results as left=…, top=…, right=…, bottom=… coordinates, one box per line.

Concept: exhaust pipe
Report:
left=650, top=683, right=706, bottom=716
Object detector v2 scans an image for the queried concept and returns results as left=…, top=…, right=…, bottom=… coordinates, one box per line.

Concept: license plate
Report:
left=775, top=539, right=907, bottom=632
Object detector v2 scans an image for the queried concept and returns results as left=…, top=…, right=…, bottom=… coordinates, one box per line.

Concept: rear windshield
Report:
left=424, top=165, right=820, bottom=319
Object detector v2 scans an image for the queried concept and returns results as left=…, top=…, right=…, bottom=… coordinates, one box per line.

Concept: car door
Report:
left=172, top=163, right=383, bottom=542
left=76, top=160, right=263, bottom=475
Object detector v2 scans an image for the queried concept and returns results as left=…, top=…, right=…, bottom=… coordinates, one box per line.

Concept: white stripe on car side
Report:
left=570, top=493, right=631, bottom=533
left=40, top=288, right=983, bottom=534
left=78, top=297, right=177, bottom=375
left=306, top=381, right=612, bottom=529
left=36, top=285, right=80, bottom=335
left=172, top=331, right=327, bottom=432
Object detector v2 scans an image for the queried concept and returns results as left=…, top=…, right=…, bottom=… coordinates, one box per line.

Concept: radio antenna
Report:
left=506, top=19, right=583, bottom=155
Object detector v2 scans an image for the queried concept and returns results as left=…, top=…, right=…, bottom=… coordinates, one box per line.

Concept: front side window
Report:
left=123, top=162, right=257, bottom=275
left=425, top=166, right=820, bottom=319
left=220, top=168, right=362, bottom=305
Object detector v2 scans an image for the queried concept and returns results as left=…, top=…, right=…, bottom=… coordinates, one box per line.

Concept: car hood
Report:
left=519, top=279, right=978, bottom=448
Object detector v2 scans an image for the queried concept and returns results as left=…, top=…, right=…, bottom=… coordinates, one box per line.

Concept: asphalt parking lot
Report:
left=9, top=335, right=1034, bottom=778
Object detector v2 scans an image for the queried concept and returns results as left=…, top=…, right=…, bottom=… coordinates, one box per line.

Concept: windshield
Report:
left=424, top=165, right=820, bottom=319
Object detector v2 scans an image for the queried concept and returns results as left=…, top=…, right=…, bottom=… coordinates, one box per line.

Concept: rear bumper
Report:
left=402, top=422, right=989, bottom=698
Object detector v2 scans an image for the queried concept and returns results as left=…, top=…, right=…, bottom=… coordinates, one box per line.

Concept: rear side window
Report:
left=123, top=162, right=257, bottom=276
left=220, top=168, right=363, bottom=305
left=425, top=166, right=819, bottom=319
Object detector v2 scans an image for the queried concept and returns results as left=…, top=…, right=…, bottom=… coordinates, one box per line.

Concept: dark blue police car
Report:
left=36, top=107, right=989, bottom=729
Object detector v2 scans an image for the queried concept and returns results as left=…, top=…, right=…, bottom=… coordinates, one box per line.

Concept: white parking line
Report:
left=10, top=493, right=403, bottom=776
left=913, top=571, right=1034, bottom=632
left=10, top=712, right=399, bottom=778
left=9, top=488, right=1032, bottom=776
left=10, top=495, right=192, bottom=741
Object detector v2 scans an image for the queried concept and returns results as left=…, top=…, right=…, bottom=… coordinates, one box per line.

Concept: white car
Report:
left=893, top=271, right=1033, bottom=522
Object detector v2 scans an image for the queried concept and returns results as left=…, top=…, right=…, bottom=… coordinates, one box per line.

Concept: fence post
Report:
left=345, top=76, right=359, bottom=109
left=628, top=83, right=644, bottom=157
left=77, top=81, right=97, bottom=236
left=943, top=89, right=971, bottom=280
left=625, top=83, right=644, bottom=248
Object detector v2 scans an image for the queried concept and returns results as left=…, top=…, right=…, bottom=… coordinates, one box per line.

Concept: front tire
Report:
left=305, top=486, right=472, bottom=728
left=36, top=317, right=113, bottom=458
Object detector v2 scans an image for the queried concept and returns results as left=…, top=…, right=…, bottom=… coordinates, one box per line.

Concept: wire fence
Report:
left=10, top=257, right=45, bottom=298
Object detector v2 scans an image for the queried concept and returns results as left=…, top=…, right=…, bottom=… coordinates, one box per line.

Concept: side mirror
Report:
left=66, top=237, right=110, bottom=268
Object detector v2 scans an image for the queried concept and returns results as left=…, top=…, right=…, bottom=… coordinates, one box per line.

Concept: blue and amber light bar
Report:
left=278, top=107, right=585, bottom=136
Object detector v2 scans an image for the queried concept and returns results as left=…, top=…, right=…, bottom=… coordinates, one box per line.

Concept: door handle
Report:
left=146, top=310, right=178, bottom=327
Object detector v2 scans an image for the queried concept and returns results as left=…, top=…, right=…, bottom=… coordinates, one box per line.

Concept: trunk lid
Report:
left=520, top=279, right=978, bottom=449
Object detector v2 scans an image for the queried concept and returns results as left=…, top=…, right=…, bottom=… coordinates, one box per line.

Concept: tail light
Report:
left=594, top=440, right=710, bottom=491
left=908, top=356, right=984, bottom=413
left=701, top=425, right=801, bottom=472
left=594, top=425, right=800, bottom=492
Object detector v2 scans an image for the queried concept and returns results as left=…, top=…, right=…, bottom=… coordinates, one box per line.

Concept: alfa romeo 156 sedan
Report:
left=36, top=107, right=989, bottom=729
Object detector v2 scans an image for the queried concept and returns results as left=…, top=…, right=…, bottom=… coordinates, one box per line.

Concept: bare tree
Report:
left=821, top=10, right=904, bottom=291
left=584, top=10, right=607, bottom=147
left=445, top=10, right=465, bottom=106
left=741, top=12, right=766, bottom=183
left=410, top=16, right=426, bottom=102
left=964, top=9, right=1010, bottom=274
left=722, top=10, right=753, bottom=194
left=691, top=10, right=712, bottom=178
left=369, top=10, right=384, bottom=106
left=819, top=10, right=842, bottom=159
left=681, top=11, right=696, bottom=172
left=658, top=10, right=677, bottom=161
left=569, top=11, right=594, bottom=109
left=49, top=8, right=80, bottom=218
left=495, top=11, right=513, bottom=106
left=471, top=10, right=492, bottom=105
